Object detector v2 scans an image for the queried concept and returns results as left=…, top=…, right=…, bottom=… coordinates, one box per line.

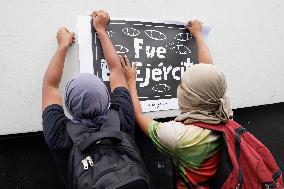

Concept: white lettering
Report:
left=163, top=65, right=172, bottom=80
left=101, top=59, right=109, bottom=81
left=145, top=46, right=156, bottom=58
left=156, top=47, right=166, bottom=58
left=135, top=62, right=143, bottom=82
left=140, top=67, right=150, bottom=87
left=183, top=58, right=194, bottom=69
left=172, top=67, right=181, bottom=80
left=152, top=68, right=162, bottom=81
left=134, top=38, right=143, bottom=58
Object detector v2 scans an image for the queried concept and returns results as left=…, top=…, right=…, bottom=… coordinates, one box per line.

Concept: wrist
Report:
left=128, top=81, right=137, bottom=90
left=193, top=32, right=203, bottom=39
left=96, top=28, right=107, bottom=36
left=57, top=45, right=69, bottom=51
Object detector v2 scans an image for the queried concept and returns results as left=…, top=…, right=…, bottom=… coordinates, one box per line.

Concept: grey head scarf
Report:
left=65, top=73, right=110, bottom=128
left=175, top=63, right=233, bottom=124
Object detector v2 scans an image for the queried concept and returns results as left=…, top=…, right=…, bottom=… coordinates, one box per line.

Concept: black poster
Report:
left=91, top=19, right=198, bottom=112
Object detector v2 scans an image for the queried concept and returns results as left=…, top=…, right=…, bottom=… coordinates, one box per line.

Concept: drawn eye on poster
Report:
left=77, top=16, right=210, bottom=114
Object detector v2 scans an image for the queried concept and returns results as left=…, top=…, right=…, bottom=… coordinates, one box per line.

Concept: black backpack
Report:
left=66, top=109, right=151, bottom=189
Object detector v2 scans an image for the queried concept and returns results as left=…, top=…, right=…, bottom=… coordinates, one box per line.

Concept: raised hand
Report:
left=186, top=20, right=203, bottom=37
left=186, top=20, right=212, bottom=64
left=56, top=27, right=75, bottom=49
left=92, top=10, right=110, bottom=33
left=120, top=55, right=136, bottom=88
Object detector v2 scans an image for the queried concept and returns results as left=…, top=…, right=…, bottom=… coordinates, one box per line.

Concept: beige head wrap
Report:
left=175, top=63, right=233, bottom=124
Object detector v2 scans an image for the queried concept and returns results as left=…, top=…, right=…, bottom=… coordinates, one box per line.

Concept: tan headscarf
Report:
left=175, top=63, right=233, bottom=124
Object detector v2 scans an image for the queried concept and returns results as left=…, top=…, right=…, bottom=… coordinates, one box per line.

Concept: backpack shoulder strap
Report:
left=100, top=109, right=121, bottom=132
left=66, top=109, right=121, bottom=142
left=66, top=121, right=91, bottom=143
left=66, top=121, right=124, bottom=151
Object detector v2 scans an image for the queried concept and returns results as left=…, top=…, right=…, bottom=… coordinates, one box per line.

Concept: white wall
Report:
left=1, top=0, right=284, bottom=135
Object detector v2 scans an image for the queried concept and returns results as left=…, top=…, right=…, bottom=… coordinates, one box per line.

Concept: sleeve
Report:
left=109, top=87, right=135, bottom=136
left=148, top=121, right=177, bottom=155
left=42, top=104, right=72, bottom=160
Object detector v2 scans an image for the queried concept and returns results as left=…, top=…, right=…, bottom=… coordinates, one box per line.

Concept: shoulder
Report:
left=42, top=104, right=67, bottom=119
left=148, top=121, right=188, bottom=150
left=42, top=104, right=71, bottom=150
left=42, top=104, right=70, bottom=130
left=109, top=87, right=132, bottom=110
left=149, top=121, right=220, bottom=149
left=152, top=121, right=202, bottom=136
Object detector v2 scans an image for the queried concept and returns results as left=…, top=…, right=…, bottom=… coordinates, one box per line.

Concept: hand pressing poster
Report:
left=77, top=15, right=210, bottom=113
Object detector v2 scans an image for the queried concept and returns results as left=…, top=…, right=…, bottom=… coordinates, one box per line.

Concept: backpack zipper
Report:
left=86, top=156, right=94, bottom=167
left=81, top=156, right=94, bottom=170
left=76, top=145, right=137, bottom=173
left=81, top=159, right=89, bottom=170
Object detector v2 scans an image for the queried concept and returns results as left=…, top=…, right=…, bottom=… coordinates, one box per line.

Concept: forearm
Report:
left=97, top=29, right=128, bottom=91
left=97, top=30, right=121, bottom=71
left=128, top=83, right=143, bottom=117
left=42, top=46, right=67, bottom=111
left=128, top=82, right=153, bottom=135
left=43, top=46, right=67, bottom=88
left=195, top=34, right=213, bottom=64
